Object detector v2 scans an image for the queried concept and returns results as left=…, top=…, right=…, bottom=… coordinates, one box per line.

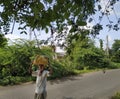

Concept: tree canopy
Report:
left=111, top=39, right=120, bottom=63
left=0, top=0, right=119, bottom=36
left=112, top=39, right=120, bottom=52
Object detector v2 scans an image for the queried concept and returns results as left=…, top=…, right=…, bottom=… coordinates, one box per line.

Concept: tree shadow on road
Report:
left=49, top=74, right=83, bottom=85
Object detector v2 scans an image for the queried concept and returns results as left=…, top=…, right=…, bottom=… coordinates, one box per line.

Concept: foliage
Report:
left=111, top=40, right=120, bottom=63
left=73, top=47, right=110, bottom=69
left=0, top=33, right=7, bottom=47
left=0, top=36, right=120, bottom=86
left=65, top=32, right=109, bottom=69
left=49, top=60, right=66, bottom=79
left=109, top=62, right=120, bottom=69
left=111, top=92, right=120, bottom=99
left=0, top=76, right=35, bottom=86
left=0, top=0, right=95, bottom=33
left=73, top=69, right=96, bottom=75
left=99, top=39, right=103, bottom=50
left=49, top=58, right=75, bottom=79
left=0, top=0, right=119, bottom=58
left=0, top=0, right=119, bottom=38
left=111, top=50, right=120, bottom=63
left=0, top=39, right=54, bottom=85
left=112, top=40, right=120, bottom=52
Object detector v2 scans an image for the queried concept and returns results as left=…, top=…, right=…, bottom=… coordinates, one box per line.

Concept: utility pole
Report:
left=106, top=35, right=109, bottom=57
left=29, top=28, right=32, bottom=41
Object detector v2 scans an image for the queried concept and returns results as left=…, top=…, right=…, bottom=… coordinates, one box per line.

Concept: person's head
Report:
left=38, top=64, right=44, bottom=70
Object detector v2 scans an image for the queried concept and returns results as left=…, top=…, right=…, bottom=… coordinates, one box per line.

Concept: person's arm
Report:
left=49, top=67, right=53, bottom=75
left=46, top=67, right=52, bottom=77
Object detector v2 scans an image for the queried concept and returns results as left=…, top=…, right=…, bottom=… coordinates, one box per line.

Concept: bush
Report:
left=111, top=92, right=120, bottom=99
left=48, top=59, right=75, bottom=79
left=108, top=62, right=120, bottom=69
left=0, top=77, right=9, bottom=86
left=0, top=76, right=35, bottom=86
left=49, top=60, right=67, bottom=79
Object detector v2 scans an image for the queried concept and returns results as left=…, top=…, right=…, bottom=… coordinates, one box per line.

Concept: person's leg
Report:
left=40, top=93, right=44, bottom=99
left=34, top=93, right=43, bottom=99
left=35, top=91, right=47, bottom=99
left=38, top=94, right=42, bottom=99
left=43, top=91, right=47, bottom=99
left=34, top=93, right=38, bottom=99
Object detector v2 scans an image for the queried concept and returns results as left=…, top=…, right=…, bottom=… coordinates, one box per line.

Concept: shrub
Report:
left=49, top=60, right=67, bottom=79
left=111, top=92, right=120, bottom=99
left=0, top=76, right=35, bottom=86
left=0, top=77, right=9, bottom=86
left=108, top=62, right=120, bottom=69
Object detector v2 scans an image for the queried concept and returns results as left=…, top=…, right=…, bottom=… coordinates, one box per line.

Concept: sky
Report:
left=2, top=0, right=120, bottom=52
left=90, top=0, right=120, bottom=49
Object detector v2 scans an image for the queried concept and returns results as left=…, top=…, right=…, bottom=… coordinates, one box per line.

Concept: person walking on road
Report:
left=33, top=55, right=52, bottom=99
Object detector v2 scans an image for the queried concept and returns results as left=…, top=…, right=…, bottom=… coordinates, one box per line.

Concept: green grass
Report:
left=111, top=92, right=120, bottom=99
left=73, top=69, right=98, bottom=75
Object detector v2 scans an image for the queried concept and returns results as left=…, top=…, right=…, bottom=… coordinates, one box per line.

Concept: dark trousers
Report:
left=34, top=92, right=47, bottom=99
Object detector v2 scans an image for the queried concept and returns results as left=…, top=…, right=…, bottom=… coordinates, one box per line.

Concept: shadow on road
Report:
left=62, top=96, right=76, bottom=99
left=49, top=74, right=83, bottom=85
left=62, top=96, right=93, bottom=99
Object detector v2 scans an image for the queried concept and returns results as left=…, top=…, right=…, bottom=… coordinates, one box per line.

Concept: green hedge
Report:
left=0, top=76, right=35, bottom=86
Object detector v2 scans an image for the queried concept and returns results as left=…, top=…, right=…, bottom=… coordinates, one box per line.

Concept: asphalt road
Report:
left=0, top=69, right=120, bottom=99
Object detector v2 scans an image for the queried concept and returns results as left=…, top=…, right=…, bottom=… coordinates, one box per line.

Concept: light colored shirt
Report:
left=35, top=70, right=49, bottom=94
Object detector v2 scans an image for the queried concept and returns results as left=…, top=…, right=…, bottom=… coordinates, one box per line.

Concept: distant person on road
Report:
left=33, top=55, right=52, bottom=99
left=102, top=68, right=106, bottom=74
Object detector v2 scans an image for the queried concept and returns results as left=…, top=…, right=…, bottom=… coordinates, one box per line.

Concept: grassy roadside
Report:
left=0, top=69, right=107, bottom=86
left=111, top=92, right=120, bottom=99
left=73, top=69, right=99, bottom=74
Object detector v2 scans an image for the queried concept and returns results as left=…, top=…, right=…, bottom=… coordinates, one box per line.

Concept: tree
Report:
left=0, top=33, right=7, bottom=47
left=0, top=38, right=54, bottom=78
left=111, top=40, right=120, bottom=63
left=112, top=40, right=120, bottom=52
left=0, top=0, right=119, bottom=36
left=99, top=39, right=103, bottom=50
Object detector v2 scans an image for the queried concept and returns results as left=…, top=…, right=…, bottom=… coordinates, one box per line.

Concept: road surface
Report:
left=0, top=69, right=120, bottom=99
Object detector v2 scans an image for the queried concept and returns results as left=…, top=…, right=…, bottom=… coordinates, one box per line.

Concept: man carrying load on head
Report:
left=33, top=55, right=52, bottom=99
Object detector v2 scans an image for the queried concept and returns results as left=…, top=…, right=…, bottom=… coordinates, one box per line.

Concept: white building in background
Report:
left=50, top=45, right=66, bottom=59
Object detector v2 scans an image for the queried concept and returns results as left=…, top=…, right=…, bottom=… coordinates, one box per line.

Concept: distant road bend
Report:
left=0, top=69, right=120, bottom=99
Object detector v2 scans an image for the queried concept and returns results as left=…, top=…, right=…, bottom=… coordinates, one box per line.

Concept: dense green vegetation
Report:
left=0, top=33, right=120, bottom=86
left=111, top=92, right=120, bottom=99
left=0, top=0, right=120, bottom=86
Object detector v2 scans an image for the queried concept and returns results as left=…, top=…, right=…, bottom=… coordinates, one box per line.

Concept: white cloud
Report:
left=5, top=33, right=29, bottom=42
left=5, top=34, right=20, bottom=40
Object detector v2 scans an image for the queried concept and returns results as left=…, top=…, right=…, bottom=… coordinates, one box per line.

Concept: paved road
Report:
left=0, top=69, right=120, bottom=99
